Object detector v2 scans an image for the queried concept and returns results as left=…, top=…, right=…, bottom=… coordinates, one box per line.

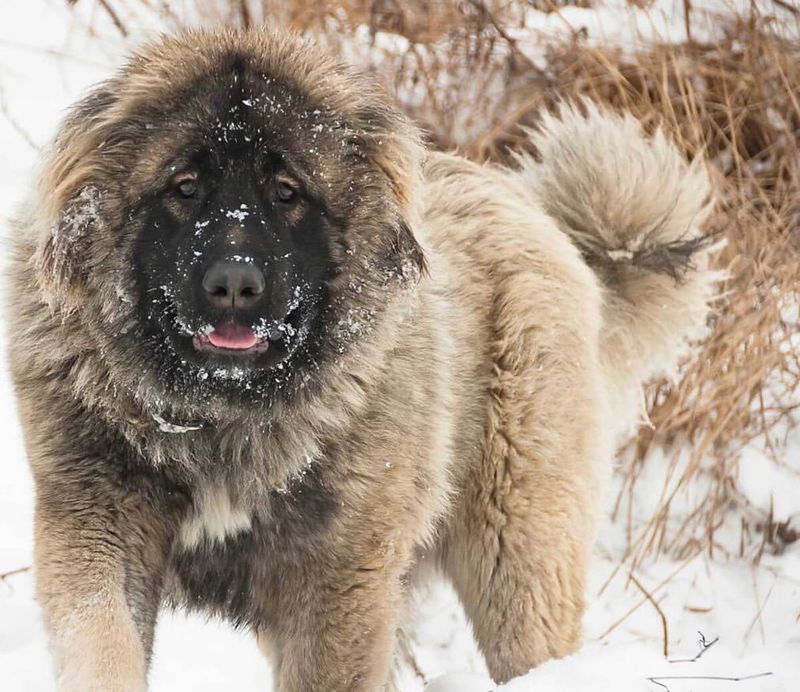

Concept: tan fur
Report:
left=515, top=101, right=722, bottom=435
left=6, top=30, right=717, bottom=690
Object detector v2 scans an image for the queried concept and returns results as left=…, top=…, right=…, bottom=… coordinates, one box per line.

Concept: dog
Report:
left=6, top=28, right=717, bottom=691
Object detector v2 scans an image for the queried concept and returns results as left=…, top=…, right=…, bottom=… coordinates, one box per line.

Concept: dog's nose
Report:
left=202, top=260, right=265, bottom=309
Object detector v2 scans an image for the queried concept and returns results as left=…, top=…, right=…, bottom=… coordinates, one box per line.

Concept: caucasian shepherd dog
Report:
left=7, top=29, right=717, bottom=691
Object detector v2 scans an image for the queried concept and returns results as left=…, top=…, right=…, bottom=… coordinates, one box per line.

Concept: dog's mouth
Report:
left=189, top=302, right=307, bottom=358
left=192, top=322, right=270, bottom=355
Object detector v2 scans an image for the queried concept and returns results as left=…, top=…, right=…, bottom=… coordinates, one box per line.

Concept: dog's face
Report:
left=133, top=71, right=337, bottom=379
left=37, top=33, right=425, bottom=411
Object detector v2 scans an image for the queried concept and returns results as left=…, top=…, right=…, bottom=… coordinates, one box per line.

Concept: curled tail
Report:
left=515, top=101, right=721, bottom=427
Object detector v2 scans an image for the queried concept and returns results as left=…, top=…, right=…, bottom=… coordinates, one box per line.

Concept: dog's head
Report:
left=34, top=30, right=425, bottom=413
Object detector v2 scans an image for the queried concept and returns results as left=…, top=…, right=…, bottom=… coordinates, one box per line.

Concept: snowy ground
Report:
left=1, top=1, right=798, bottom=690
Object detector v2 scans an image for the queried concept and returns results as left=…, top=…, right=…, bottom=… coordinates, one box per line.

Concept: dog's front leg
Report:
left=32, top=455, right=181, bottom=692
left=271, top=550, right=409, bottom=692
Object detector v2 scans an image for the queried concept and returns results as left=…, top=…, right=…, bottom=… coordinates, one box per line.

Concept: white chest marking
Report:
left=179, top=484, right=252, bottom=549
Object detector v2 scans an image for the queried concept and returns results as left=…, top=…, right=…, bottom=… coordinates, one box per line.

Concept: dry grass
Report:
left=74, top=0, right=799, bottom=564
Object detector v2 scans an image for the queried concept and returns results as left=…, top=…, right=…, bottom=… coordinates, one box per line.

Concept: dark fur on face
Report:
left=36, top=33, right=425, bottom=415
left=132, top=62, right=338, bottom=399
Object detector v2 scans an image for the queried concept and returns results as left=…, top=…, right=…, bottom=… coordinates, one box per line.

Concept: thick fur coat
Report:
left=5, top=29, right=717, bottom=691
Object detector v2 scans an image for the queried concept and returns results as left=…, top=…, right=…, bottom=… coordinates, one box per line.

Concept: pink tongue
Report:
left=207, top=323, right=259, bottom=350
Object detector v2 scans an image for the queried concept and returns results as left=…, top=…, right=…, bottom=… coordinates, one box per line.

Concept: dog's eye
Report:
left=174, top=174, right=198, bottom=199
left=275, top=179, right=299, bottom=204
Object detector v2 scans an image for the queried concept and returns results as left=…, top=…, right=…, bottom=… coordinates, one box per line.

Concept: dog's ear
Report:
left=371, top=130, right=428, bottom=282
left=354, top=99, right=427, bottom=282
left=393, top=219, right=427, bottom=282
left=35, top=86, right=119, bottom=311
left=36, top=187, right=102, bottom=311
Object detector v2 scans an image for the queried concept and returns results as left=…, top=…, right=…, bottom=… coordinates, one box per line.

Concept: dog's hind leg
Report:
left=440, top=265, right=610, bottom=682
left=442, top=451, right=593, bottom=682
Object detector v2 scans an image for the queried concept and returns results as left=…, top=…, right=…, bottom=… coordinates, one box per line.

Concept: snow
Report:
left=515, top=0, right=800, bottom=50
left=151, top=413, right=206, bottom=434
left=738, top=442, right=800, bottom=522
left=1, top=1, right=798, bottom=690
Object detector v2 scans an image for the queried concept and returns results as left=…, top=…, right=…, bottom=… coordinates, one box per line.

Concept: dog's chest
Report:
left=178, top=483, right=252, bottom=549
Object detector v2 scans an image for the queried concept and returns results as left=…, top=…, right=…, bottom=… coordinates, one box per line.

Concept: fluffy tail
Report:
left=515, top=101, right=721, bottom=429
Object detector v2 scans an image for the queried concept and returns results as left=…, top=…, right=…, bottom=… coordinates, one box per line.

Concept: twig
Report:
left=0, top=82, right=40, bottom=151
left=397, top=628, right=427, bottom=684
left=771, top=0, right=799, bottom=16
left=682, top=0, right=693, bottom=43
left=629, top=572, right=669, bottom=657
left=597, top=556, right=695, bottom=641
left=238, top=0, right=252, bottom=30
left=668, top=631, right=718, bottom=663
left=647, top=672, right=773, bottom=690
left=465, top=0, right=542, bottom=75
left=0, top=566, right=31, bottom=581
left=743, top=569, right=776, bottom=647
left=97, top=0, right=129, bottom=38
left=0, top=37, right=112, bottom=68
